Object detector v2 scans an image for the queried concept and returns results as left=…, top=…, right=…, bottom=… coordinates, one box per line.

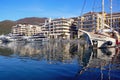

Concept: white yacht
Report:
left=26, top=33, right=49, bottom=42
left=0, top=35, right=10, bottom=43
left=78, top=29, right=118, bottom=48
left=5, top=35, right=26, bottom=42
left=0, top=40, right=2, bottom=43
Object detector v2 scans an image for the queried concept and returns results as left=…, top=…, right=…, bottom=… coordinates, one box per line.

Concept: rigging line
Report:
left=92, top=0, right=96, bottom=12
left=92, top=0, right=102, bottom=12
left=113, top=0, right=120, bottom=12
left=110, top=0, right=112, bottom=30
left=80, top=0, right=87, bottom=16
left=103, top=0, right=110, bottom=13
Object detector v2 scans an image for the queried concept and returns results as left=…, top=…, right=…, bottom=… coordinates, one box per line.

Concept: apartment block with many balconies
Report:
left=78, top=12, right=119, bottom=33
left=11, top=12, right=120, bottom=39
left=106, top=12, right=120, bottom=33
left=12, top=24, right=42, bottom=36
left=77, top=12, right=105, bottom=32
left=42, top=18, right=74, bottom=39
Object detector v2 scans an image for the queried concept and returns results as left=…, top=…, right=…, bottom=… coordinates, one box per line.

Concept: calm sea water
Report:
left=0, top=40, right=120, bottom=80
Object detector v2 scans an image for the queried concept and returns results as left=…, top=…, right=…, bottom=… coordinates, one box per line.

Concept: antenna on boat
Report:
left=102, top=0, right=104, bottom=30
left=110, top=0, right=113, bottom=31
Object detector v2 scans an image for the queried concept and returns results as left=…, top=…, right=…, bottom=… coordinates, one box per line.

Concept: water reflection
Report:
left=0, top=41, right=119, bottom=65
left=0, top=40, right=120, bottom=80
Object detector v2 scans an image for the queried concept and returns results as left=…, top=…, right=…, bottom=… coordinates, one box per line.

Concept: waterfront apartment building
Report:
left=42, top=18, right=74, bottom=39
left=12, top=24, right=42, bottom=36
left=78, top=12, right=105, bottom=32
left=78, top=12, right=120, bottom=33
left=106, top=13, right=120, bottom=33
left=11, top=12, right=120, bottom=39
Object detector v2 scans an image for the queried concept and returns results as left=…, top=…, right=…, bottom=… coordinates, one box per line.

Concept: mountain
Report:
left=0, top=20, right=16, bottom=35
left=16, top=17, right=47, bottom=25
left=0, top=17, right=47, bottom=35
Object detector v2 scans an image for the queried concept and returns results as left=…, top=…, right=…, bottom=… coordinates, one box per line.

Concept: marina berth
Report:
left=0, top=35, right=10, bottom=43
left=0, top=0, right=120, bottom=80
left=5, top=36, right=26, bottom=42
left=0, top=34, right=49, bottom=43
left=0, top=40, right=2, bottom=43
left=25, top=33, right=49, bottom=42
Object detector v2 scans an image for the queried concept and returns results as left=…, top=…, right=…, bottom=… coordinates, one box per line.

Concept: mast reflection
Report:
left=0, top=41, right=119, bottom=66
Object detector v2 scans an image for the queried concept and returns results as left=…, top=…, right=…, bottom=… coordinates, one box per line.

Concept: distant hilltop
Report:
left=0, top=17, right=47, bottom=35
left=17, top=17, right=47, bottom=25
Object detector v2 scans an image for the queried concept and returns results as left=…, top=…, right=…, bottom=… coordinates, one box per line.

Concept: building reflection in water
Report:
left=0, top=41, right=120, bottom=68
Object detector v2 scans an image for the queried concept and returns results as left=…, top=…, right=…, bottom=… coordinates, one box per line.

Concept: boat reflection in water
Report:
left=0, top=40, right=120, bottom=80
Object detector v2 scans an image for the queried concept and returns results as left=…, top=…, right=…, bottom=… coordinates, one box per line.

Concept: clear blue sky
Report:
left=0, top=0, right=119, bottom=21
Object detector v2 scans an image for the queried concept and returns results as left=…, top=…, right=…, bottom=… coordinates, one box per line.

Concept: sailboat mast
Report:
left=110, top=0, right=112, bottom=30
left=102, top=0, right=104, bottom=29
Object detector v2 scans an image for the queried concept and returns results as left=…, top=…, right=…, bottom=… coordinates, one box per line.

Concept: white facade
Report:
left=12, top=24, right=42, bottom=36
left=78, top=12, right=108, bottom=32
left=42, top=18, right=74, bottom=39
left=106, top=13, right=120, bottom=33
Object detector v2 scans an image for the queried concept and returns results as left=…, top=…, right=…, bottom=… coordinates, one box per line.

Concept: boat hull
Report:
left=92, top=37, right=116, bottom=48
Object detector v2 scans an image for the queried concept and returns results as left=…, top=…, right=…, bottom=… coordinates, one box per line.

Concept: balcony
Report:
left=55, top=30, right=69, bottom=32
left=55, top=26, right=70, bottom=29
left=54, top=23, right=70, bottom=26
